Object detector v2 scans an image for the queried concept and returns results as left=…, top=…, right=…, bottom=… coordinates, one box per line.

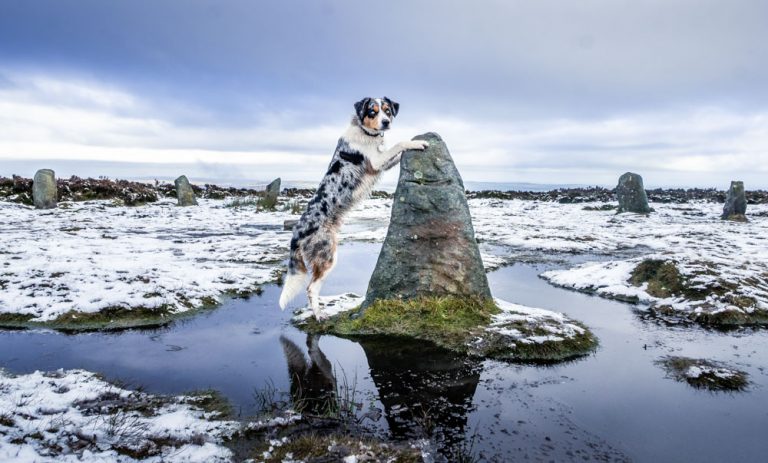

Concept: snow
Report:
left=684, top=365, right=738, bottom=380
left=469, top=199, right=768, bottom=321
left=0, top=369, right=238, bottom=462
left=485, top=298, right=586, bottom=346
left=3, top=195, right=766, bottom=324
left=0, top=198, right=390, bottom=322
left=292, top=293, right=365, bottom=322
left=541, top=260, right=652, bottom=303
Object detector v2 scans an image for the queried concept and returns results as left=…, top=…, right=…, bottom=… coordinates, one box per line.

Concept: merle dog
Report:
left=279, top=97, right=428, bottom=318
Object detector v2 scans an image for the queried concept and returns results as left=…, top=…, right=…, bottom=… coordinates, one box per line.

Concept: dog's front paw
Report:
left=404, top=140, right=429, bottom=151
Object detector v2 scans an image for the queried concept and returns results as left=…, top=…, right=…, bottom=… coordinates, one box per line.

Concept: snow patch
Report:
left=0, top=369, right=238, bottom=462
left=292, top=293, right=364, bottom=322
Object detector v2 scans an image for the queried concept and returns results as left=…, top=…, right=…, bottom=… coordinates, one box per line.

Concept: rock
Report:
left=361, top=132, right=492, bottom=310
left=262, top=177, right=281, bottom=210
left=32, top=169, right=57, bottom=209
left=174, top=175, right=198, bottom=206
left=616, top=172, right=651, bottom=214
left=721, top=181, right=747, bottom=221
left=283, top=219, right=299, bottom=231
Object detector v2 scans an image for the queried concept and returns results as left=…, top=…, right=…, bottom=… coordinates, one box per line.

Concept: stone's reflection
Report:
left=279, top=334, right=337, bottom=416
left=359, top=336, right=482, bottom=451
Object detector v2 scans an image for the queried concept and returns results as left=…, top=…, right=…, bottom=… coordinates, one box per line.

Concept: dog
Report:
left=279, top=96, right=429, bottom=318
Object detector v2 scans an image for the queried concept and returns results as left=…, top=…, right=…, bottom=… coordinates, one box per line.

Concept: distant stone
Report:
left=262, top=177, right=281, bottom=210
left=32, top=169, right=57, bottom=209
left=721, top=181, right=747, bottom=221
left=174, top=175, right=198, bottom=206
left=284, top=219, right=299, bottom=231
left=616, top=172, right=651, bottom=214
left=361, top=132, right=492, bottom=310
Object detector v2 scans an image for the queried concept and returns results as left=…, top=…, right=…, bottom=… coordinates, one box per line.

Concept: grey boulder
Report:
left=33, top=169, right=57, bottom=209
left=361, top=132, right=492, bottom=310
left=616, top=172, right=651, bottom=214
left=174, top=175, right=198, bottom=206
left=284, top=219, right=299, bottom=230
left=722, top=181, right=747, bottom=221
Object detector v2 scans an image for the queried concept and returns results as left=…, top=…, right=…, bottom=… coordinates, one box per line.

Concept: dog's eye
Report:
left=367, top=110, right=376, bottom=117
left=384, top=109, right=391, bottom=116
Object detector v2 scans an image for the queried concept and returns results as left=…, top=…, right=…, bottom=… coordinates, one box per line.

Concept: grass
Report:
left=629, top=259, right=768, bottom=327
left=0, top=283, right=268, bottom=331
left=0, top=300, right=217, bottom=332
left=629, top=259, right=683, bottom=298
left=224, top=194, right=281, bottom=211
left=185, top=389, right=234, bottom=420
left=651, top=305, right=768, bottom=328
left=251, top=433, right=422, bottom=463
left=225, top=195, right=262, bottom=208
left=305, top=296, right=499, bottom=354
left=480, top=320, right=598, bottom=363
left=285, top=199, right=304, bottom=215
left=301, top=296, right=597, bottom=362
left=657, top=356, right=749, bottom=391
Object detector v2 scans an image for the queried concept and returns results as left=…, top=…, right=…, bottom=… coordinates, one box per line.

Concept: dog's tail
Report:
left=279, top=238, right=308, bottom=310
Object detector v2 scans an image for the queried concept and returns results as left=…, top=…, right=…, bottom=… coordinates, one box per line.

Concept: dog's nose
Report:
left=382, top=119, right=390, bottom=128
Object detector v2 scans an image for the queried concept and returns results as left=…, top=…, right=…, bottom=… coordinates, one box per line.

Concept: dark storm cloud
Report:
left=2, top=0, right=767, bottom=121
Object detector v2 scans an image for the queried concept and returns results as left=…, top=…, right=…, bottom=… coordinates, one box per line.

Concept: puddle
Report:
left=1, top=243, right=768, bottom=461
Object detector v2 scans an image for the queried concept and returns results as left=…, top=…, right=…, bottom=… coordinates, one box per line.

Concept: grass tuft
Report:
left=629, top=259, right=683, bottom=298
left=252, top=433, right=422, bottom=463
left=657, top=356, right=749, bottom=391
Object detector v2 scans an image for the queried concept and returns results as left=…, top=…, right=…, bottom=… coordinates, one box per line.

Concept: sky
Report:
left=1, top=0, right=767, bottom=188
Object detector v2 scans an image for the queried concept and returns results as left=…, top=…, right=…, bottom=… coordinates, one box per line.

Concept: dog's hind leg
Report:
left=306, top=231, right=338, bottom=319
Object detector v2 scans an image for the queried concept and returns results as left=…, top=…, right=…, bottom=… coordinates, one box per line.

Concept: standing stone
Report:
left=32, top=169, right=57, bottom=209
left=616, top=172, right=651, bottom=214
left=361, top=132, right=492, bottom=310
left=262, top=177, right=281, bottom=210
left=721, top=180, right=747, bottom=221
left=174, top=175, right=198, bottom=206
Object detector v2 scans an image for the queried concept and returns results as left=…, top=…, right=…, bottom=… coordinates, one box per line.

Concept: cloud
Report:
left=3, top=0, right=768, bottom=119
left=1, top=71, right=766, bottom=188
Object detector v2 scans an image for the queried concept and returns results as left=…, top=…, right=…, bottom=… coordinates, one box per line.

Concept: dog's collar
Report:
left=355, top=118, right=385, bottom=138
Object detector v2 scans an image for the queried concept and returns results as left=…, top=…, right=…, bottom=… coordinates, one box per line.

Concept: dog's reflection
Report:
left=279, top=334, right=337, bottom=416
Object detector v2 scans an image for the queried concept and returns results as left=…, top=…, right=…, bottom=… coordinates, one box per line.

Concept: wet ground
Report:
left=1, top=242, right=767, bottom=462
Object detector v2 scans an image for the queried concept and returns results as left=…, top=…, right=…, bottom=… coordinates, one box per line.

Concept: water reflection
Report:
left=279, top=334, right=337, bottom=417
left=358, top=336, right=482, bottom=454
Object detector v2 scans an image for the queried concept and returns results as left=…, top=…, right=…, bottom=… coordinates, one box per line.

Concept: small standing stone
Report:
left=174, top=175, right=198, bottom=206
left=616, top=172, right=651, bottom=214
left=721, top=181, right=747, bottom=221
left=262, top=177, right=281, bottom=210
left=32, top=169, right=57, bottom=209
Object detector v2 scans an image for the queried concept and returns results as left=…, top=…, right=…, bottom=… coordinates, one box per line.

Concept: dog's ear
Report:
left=384, top=97, right=399, bottom=117
left=354, top=97, right=371, bottom=121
